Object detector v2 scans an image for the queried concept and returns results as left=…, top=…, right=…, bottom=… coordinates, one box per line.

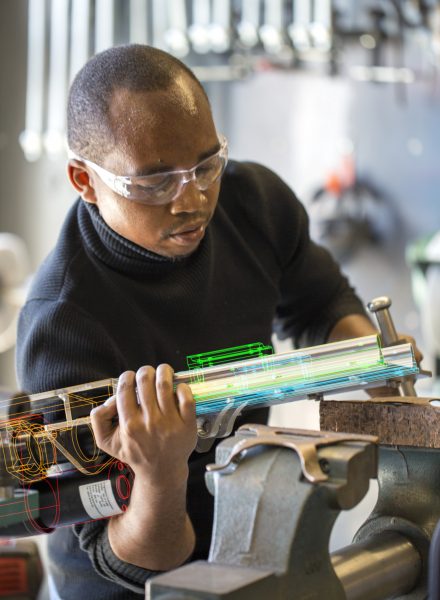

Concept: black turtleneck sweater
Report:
left=16, top=161, right=365, bottom=598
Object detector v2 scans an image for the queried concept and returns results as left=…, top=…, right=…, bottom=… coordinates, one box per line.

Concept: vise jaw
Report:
left=147, top=425, right=377, bottom=599
left=321, top=395, right=440, bottom=599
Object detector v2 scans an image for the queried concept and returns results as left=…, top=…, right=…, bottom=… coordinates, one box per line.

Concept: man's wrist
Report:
left=132, top=463, right=189, bottom=493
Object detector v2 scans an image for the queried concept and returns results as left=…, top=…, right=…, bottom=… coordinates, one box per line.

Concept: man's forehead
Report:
left=108, top=79, right=205, bottom=127
left=102, top=81, right=215, bottom=172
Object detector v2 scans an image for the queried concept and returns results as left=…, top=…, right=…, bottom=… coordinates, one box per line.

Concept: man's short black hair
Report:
left=67, top=44, right=206, bottom=162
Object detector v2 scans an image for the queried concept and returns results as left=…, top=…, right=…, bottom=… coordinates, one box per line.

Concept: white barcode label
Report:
left=79, top=479, right=123, bottom=519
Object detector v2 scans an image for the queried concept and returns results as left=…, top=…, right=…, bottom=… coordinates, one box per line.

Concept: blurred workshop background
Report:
left=0, top=1, right=440, bottom=597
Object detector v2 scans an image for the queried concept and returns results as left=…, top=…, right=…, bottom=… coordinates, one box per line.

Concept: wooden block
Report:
left=320, top=397, right=440, bottom=448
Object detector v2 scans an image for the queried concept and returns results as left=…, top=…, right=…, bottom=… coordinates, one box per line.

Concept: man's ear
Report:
left=67, top=160, right=97, bottom=204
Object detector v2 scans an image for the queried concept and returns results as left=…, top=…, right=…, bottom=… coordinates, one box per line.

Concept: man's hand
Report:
left=328, top=314, right=423, bottom=364
left=396, top=332, right=423, bottom=365
left=329, top=314, right=423, bottom=397
left=366, top=332, right=423, bottom=398
left=91, top=364, right=197, bottom=482
left=89, top=364, right=197, bottom=571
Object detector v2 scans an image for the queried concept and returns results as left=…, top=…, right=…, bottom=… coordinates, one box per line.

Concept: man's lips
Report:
left=169, top=223, right=207, bottom=245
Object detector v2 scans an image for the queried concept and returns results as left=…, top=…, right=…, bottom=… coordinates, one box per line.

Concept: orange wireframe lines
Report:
left=0, top=379, right=117, bottom=484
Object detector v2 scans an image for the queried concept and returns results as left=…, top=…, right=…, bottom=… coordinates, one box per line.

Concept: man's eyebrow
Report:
left=198, top=141, right=221, bottom=162
left=133, top=141, right=221, bottom=177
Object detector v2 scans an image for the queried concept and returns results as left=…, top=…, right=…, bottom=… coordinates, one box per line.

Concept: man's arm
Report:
left=90, top=364, right=197, bottom=571
left=328, top=313, right=377, bottom=342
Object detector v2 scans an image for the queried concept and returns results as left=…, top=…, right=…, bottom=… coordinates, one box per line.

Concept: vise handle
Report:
left=367, top=296, right=417, bottom=397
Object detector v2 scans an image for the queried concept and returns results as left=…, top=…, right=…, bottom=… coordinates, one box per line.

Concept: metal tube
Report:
left=44, top=0, right=70, bottom=158
left=70, top=0, right=91, bottom=83
left=211, top=0, right=231, bottom=53
left=260, top=0, right=283, bottom=53
left=367, top=297, right=400, bottom=347
left=237, top=0, right=259, bottom=48
left=95, top=0, right=115, bottom=53
left=289, top=0, right=312, bottom=51
left=129, top=0, right=150, bottom=44
left=20, top=0, right=46, bottom=161
left=164, top=0, right=189, bottom=57
left=152, top=0, right=168, bottom=50
left=189, top=0, right=211, bottom=54
left=331, top=532, right=421, bottom=600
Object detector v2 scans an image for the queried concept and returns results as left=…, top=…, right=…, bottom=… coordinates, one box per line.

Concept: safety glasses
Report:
left=68, top=135, right=228, bottom=206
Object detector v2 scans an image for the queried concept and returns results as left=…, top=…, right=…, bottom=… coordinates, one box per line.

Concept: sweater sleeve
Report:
left=273, top=200, right=367, bottom=346
left=74, top=521, right=160, bottom=594
left=228, top=161, right=367, bottom=347
left=15, top=298, right=159, bottom=591
left=16, top=298, right=124, bottom=393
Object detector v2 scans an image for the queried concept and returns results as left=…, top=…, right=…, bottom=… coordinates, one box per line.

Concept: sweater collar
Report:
left=77, top=200, right=206, bottom=275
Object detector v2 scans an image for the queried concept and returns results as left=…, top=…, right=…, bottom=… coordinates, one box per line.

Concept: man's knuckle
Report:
left=137, top=365, right=154, bottom=379
left=118, top=375, right=134, bottom=392
left=123, top=419, right=142, bottom=436
left=157, top=378, right=171, bottom=393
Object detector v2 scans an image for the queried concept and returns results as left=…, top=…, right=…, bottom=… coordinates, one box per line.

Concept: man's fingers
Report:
left=155, top=364, right=177, bottom=415
left=367, top=385, right=396, bottom=398
left=90, top=395, right=118, bottom=453
left=136, top=365, right=160, bottom=418
left=116, top=370, right=138, bottom=422
left=398, top=333, right=424, bottom=365
left=176, top=383, right=196, bottom=425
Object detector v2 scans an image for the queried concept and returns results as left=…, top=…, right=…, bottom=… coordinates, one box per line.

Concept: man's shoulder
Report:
left=220, top=160, right=302, bottom=219
left=27, top=200, right=88, bottom=304
left=218, top=160, right=307, bottom=252
left=222, top=160, right=293, bottom=195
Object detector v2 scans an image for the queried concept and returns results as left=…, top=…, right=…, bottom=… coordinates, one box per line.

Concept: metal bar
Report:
left=332, top=532, right=421, bottom=600
left=70, top=0, right=90, bottom=82
left=367, top=296, right=417, bottom=396
left=95, top=0, right=115, bottom=53
left=310, top=0, right=332, bottom=50
left=164, top=0, right=189, bottom=56
left=237, top=0, right=260, bottom=47
left=189, top=0, right=211, bottom=54
left=260, top=0, right=284, bottom=53
left=129, top=0, right=150, bottom=44
left=20, top=0, right=46, bottom=161
left=295, top=0, right=312, bottom=24
left=167, top=0, right=187, bottom=36
left=314, top=0, right=331, bottom=27
left=44, top=0, right=70, bottom=157
left=289, top=0, right=312, bottom=51
left=152, top=0, right=168, bottom=50
left=211, top=0, right=230, bottom=53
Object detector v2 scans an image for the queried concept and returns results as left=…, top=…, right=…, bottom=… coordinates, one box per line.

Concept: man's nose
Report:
left=169, top=179, right=207, bottom=215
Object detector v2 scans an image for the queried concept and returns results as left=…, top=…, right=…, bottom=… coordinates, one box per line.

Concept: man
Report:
left=16, top=45, right=417, bottom=598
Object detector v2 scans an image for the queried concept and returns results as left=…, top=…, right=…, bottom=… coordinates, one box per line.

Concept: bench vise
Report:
left=147, top=423, right=423, bottom=599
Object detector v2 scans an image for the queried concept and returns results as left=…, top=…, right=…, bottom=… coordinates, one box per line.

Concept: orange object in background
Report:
left=0, top=540, right=42, bottom=599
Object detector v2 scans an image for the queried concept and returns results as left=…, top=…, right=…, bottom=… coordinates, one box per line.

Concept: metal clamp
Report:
left=206, top=423, right=378, bottom=483
left=196, top=402, right=249, bottom=452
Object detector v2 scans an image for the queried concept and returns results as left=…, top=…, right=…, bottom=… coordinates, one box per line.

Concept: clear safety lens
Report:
left=69, top=135, right=229, bottom=206
left=124, top=140, right=228, bottom=204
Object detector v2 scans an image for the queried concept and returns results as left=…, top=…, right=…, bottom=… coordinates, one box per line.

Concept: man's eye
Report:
left=138, top=175, right=174, bottom=191
left=197, top=160, right=219, bottom=175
